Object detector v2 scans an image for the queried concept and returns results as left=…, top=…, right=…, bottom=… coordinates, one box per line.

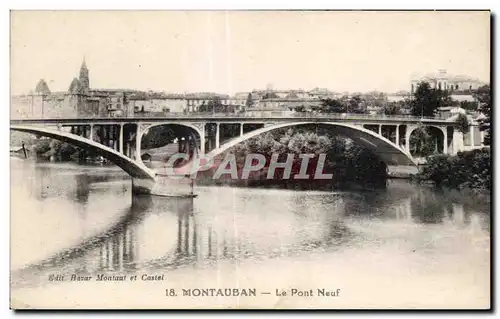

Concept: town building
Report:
left=11, top=59, right=129, bottom=118
left=410, top=69, right=486, bottom=94
left=130, top=92, right=187, bottom=115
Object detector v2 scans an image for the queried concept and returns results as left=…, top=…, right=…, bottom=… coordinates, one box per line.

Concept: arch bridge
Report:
left=10, top=114, right=470, bottom=196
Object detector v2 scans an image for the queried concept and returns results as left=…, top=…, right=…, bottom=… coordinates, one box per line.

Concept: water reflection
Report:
left=339, top=181, right=490, bottom=229
left=74, top=174, right=90, bottom=203
left=12, top=192, right=354, bottom=288
left=97, top=193, right=352, bottom=272
left=19, top=162, right=128, bottom=202
left=10, top=161, right=490, bottom=291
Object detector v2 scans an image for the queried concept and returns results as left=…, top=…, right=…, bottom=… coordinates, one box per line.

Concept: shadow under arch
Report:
left=408, top=125, right=446, bottom=157
left=140, top=123, right=202, bottom=168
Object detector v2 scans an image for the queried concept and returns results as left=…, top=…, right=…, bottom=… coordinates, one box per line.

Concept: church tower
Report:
left=79, top=57, right=89, bottom=94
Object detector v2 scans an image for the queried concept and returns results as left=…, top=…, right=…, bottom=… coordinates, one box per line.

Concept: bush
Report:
left=417, top=148, right=490, bottom=190
left=31, top=138, right=52, bottom=158
left=228, top=127, right=387, bottom=188
left=31, top=138, right=79, bottom=161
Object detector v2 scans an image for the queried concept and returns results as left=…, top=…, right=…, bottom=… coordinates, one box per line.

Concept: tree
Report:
left=410, top=82, right=452, bottom=117
left=417, top=148, right=490, bottom=190
left=455, top=113, right=470, bottom=134
left=348, top=95, right=365, bottom=113
left=262, top=92, right=278, bottom=99
left=363, top=91, right=388, bottom=109
left=198, top=101, right=209, bottom=112
left=474, top=85, right=491, bottom=145
left=199, top=97, right=226, bottom=113
left=320, top=98, right=346, bottom=113
left=295, top=105, right=306, bottom=113
left=207, top=96, right=223, bottom=112
left=141, top=126, right=176, bottom=149
left=459, top=100, right=479, bottom=111
left=380, top=102, right=402, bottom=115
left=409, top=125, right=436, bottom=157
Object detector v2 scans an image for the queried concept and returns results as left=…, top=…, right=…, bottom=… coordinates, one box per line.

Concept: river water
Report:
left=10, top=158, right=491, bottom=309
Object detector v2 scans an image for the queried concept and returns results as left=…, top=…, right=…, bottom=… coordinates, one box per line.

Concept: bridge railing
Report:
left=11, top=112, right=450, bottom=122
left=177, top=112, right=449, bottom=121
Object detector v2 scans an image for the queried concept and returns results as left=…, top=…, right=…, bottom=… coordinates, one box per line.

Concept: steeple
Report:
left=81, top=55, right=87, bottom=70
left=79, top=56, right=89, bottom=94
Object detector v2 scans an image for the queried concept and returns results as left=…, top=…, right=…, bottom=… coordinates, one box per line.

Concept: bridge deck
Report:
left=10, top=113, right=453, bottom=125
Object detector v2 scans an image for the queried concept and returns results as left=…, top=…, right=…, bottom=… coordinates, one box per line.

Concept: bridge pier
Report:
left=119, top=124, right=124, bottom=154
left=395, top=125, right=400, bottom=146
left=132, top=174, right=195, bottom=197
left=135, top=125, right=141, bottom=161
left=199, top=124, right=206, bottom=155
left=404, top=124, right=418, bottom=152
left=89, top=124, right=94, bottom=141
left=451, top=129, right=464, bottom=155
left=442, top=126, right=448, bottom=154
left=215, top=123, right=220, bottom=149
left=112, top=125, right=118, bottom=151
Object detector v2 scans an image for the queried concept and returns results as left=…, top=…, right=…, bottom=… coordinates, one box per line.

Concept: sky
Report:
left=10, top=10, right=490, bottom=95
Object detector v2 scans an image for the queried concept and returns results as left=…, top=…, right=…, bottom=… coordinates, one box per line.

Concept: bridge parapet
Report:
left=11, top=112, right=449, bottom=122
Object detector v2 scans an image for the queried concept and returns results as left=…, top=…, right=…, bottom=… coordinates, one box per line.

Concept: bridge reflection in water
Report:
left=91, top=189, right=485, bottom=274
left=93, top=194, right=348, bottom=272
left=97, top=222, right=136, bottom=271
left=92, top=196, right=233, bottom=272
left=10, top=179, right=489, bottom=290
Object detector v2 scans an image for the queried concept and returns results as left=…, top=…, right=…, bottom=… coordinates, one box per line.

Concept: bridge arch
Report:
left=407, top=124, right=447, bottom=157
left=10, top=125, right=156, bottom=180
left=139, top=123, right=202, bottom=167
left=140, top=122, right=203, bottom=145
left=407, top=124, right=447, bottom=141
left=206, top=122, right=417, bottom=167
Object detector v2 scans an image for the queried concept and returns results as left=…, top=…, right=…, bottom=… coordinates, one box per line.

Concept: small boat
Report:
left=10, top=146, right=28, bottom=159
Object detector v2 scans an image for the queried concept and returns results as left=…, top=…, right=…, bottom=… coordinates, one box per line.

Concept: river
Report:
left=10, top=158, right=490, bottom=309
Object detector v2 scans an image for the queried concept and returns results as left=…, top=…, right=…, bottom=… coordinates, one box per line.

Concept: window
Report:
left=455, top=84, right=459, bottom=90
